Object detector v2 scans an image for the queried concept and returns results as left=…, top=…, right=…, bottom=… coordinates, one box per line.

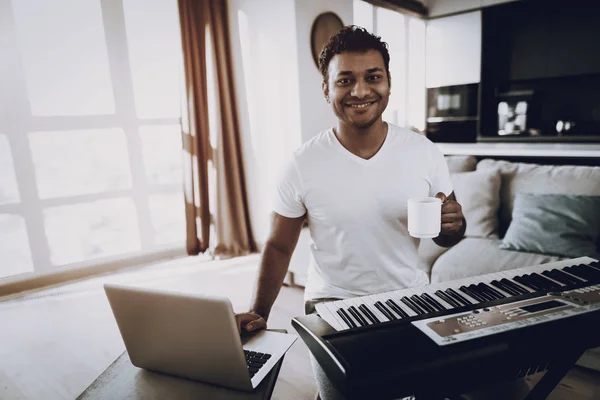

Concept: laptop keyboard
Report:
left=244, top=350, right=272, bottom=378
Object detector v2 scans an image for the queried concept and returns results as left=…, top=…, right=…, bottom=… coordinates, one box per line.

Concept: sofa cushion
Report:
left=451, top=169, right=501, bottom=238
left=430, top=237, right=563, bottom=283
left=445, top=155, right=478, bottom=173
left=500, top=193, right=600, bottom=258
left=476, top=159, right=600, bottom=238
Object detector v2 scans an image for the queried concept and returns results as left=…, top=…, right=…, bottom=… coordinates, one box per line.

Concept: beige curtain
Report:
left=178, top=0, right=257, bottom=257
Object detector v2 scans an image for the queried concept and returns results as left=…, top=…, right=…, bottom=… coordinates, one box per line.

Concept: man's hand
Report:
left=235, top=312, right=267, bottom=333
left=433, top=191, right=466, bottom=248
left=435, top=192, right=464, bottom=235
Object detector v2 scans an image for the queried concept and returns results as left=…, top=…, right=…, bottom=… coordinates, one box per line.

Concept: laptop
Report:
left=103, top=283, right=296, bottom=391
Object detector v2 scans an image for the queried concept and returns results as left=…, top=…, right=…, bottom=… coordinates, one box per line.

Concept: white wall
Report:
left=424, top=0, right=520, bottom=18
left=294, top=0, right=354, bottom=143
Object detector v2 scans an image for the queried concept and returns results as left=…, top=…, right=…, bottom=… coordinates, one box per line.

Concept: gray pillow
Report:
left=500, top=193, right=600, bottom=258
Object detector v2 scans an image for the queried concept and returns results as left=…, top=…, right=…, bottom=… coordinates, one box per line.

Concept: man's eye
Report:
left=337, top=78, right=351, bottom=85
left=368, top=75, right=381, bottom=82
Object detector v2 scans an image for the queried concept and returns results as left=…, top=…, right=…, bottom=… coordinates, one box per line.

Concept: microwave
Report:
left=426, top=83, right=479, bottom=143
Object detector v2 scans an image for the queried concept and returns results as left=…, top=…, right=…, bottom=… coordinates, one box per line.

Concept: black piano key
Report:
left=358, top=304, right=380, bottom=324
left=411, top=295, right=435, bottom=313
left=542, top=270, right=577, bottom=286
left=589, top=261, right=600, bottom=271
left=514, top=275, right=541, bottom=291
left=530, top=273, right=561, bottom=290
left=402, top=296, right=425, bottom=315
left=348, top=306, right=368, bottom=326
left=490, top=280, right=519, bottom=296
left=469, top=284, right=496, bottom=301
left=564, top=265, right=596, bottom=282
left=359, top=304, right=381, bottom=324
left=375, top=301, right=397, bottom=320
left=435, top=290, right=461, bottom=308
left=553, top=268, right=585, bottom=283
left=422, top=293, right=447, bottom=311
left=501, top=278, right=530, bottom=294
left=446, top=288, right=473, bottom=306
left=478, top=283, right=506, bottom=299
left=577, top=264, right=600, bottom=281
left=460, top=286, right=486, bottom=303
left=337, top=308, right=356, bottom=329
left=386, top=299, right=409, bottom=318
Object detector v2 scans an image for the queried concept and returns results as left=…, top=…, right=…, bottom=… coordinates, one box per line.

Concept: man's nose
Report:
left=350, top=79, right=370, bottom=98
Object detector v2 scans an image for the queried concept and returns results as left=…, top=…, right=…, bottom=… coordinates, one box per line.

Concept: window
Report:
left=0, top=0, right=186, bottom=279
left=353, top=1, right=427, bottom=132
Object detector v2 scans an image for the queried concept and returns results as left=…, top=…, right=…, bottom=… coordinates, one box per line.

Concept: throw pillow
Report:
left=500, top=193, right=600, bottom=258
left=451, top=168, right=501, bottom=238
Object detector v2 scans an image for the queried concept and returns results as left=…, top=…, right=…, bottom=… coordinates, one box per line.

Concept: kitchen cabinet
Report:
left=425, top=11, right=481, bottom=88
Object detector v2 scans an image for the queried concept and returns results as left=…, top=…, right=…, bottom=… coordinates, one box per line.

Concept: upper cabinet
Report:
left=426, top=0, right=519, bottom=18
left=485, top=1, right=600, bottom=81
left=425, top=11, right=481, bottom=88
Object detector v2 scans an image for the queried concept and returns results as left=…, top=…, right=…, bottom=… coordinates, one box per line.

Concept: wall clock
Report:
left=310, top=12, right=344, bottom=69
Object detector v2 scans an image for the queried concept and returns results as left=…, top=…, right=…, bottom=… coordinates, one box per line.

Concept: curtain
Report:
left=178, top=0, right=257, bottom=257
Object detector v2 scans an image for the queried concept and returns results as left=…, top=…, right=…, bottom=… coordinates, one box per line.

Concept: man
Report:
left=236, top=26, right=466, bottom=399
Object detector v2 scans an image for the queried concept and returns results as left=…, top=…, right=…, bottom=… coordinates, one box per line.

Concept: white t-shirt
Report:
left=274, top=123, right=453, bottom=301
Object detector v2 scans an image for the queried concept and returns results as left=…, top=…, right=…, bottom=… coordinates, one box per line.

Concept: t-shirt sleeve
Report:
left=273, top=158, right=307, bottom=218
left=428, top=141, right=454, bottom=197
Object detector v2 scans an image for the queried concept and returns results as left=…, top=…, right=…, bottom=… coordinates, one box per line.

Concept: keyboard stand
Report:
left=523, top=347, right=586, bottom=400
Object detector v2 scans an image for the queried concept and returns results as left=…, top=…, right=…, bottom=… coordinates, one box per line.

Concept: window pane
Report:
left=0, top=135, right=20, bottom=205
left=140, top=125, right=183, bottom=185
left=44, top=198, right=141, bottom=266
left=353, top=0, right=374, bottom=32
left=29, top=129, right=132, bottom=199
left=0, top=214, right=34, bottom=278
left=149, top=192, right=185, bottom=245
left=123, top=0, right=183, bottom=119
left=11, top=0, right=115, bottom=116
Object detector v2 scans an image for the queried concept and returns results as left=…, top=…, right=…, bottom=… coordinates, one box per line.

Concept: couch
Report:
left=287, top=155, right=600, bottom=371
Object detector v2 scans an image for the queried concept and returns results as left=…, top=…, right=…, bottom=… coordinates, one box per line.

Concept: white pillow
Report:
left=451, top=168, right=501, bottom=238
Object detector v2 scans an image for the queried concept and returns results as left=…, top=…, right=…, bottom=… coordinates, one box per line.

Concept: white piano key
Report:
left=364, top=295, right=391, bottom=322
left=323, top=301, right=349, bottom=330
left=345, top=297, right=372, bottom=326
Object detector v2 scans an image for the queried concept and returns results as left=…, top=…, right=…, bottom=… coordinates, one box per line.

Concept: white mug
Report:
left=407, top=197, right=442, bottom=239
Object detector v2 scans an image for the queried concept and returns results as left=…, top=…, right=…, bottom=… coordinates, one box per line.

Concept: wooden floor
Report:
left=1, top=254, right=599, bottom=400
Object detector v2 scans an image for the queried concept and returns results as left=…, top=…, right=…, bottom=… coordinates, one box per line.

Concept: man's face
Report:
left=323, top=50, right=390, bottom=130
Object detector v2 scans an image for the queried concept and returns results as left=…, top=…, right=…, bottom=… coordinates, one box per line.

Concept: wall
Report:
left=424, top=0, right=519, bottom=17
left=294, top=0, right=354, bottom=143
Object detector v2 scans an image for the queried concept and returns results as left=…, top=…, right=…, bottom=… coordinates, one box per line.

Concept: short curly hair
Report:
left=318, top=25, right=391, bottom=87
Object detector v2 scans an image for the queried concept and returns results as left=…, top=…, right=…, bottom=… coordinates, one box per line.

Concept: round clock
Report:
left=310, top=12, right=344, bottom=69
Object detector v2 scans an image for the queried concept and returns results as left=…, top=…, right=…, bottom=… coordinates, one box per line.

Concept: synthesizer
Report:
left=291, top=256, right=600, bottom=399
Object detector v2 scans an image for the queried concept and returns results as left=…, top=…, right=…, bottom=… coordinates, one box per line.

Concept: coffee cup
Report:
left=407, top=197, right=442, bottom=239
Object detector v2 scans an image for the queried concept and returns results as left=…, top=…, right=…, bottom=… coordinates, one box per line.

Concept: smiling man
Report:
left=236, top=26, right=466, bottom=399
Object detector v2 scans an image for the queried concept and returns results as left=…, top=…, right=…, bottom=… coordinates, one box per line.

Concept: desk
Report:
left=77, top=351, right=284, bottom=400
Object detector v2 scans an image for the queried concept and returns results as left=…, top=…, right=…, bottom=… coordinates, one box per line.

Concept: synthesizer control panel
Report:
left=412, top=285, right=600, bottom=346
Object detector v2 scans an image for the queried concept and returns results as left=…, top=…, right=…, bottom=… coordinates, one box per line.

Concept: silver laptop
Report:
left=103, top=283, right=296, bottom=391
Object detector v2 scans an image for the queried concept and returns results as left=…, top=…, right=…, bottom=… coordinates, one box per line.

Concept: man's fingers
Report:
left=435, top=192, right=447, bottom=202
left=245, top=317, right=267, bottom=332
left=441, top=213, right=462, bottom=223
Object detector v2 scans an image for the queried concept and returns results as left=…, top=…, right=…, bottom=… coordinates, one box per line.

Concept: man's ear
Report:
left=322, top=81, right=329, bottom=103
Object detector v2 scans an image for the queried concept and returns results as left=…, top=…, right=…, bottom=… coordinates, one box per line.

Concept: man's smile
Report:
left=345, top=100, right=377, bottom=109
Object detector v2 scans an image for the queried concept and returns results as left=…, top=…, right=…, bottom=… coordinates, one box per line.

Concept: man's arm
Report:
left=236, top=212, right=305, bottom=332
left=433, top=191, right=466, bottom=248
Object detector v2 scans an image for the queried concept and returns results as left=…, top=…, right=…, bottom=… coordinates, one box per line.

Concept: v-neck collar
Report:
left=329, top=123, right=391, bottom=165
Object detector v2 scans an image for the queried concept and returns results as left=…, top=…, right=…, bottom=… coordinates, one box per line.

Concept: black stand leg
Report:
left=523, top=349, right=586, bottom=400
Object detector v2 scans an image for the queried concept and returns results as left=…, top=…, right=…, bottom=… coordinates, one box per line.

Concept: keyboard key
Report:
left=491, top=280, right=519, bottom=296
left=262, top=353, right=271, bottom=360
left=479, top=283, right=506, bottom=299
left=402, top=296, right=424, bottom=315
left=411, top=295, right=435, bottom=313
left=422, top=293, right=447, bottom=311
left=348, top=306, right=367, bottom=327
left=337, top=308, right=357, bottom=329
left=435, top=290, right=461, bottom=308
left=386, top=299, right=409, bottom=318
left=446, top=288, right=472, bottom=306
left=460, top=286, right=485, bottom=303
left=374, top=301, right=397, bottom=320
left=359, top=304, right=381, bottom=324
left=500, top=278, right=530, bottom=294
